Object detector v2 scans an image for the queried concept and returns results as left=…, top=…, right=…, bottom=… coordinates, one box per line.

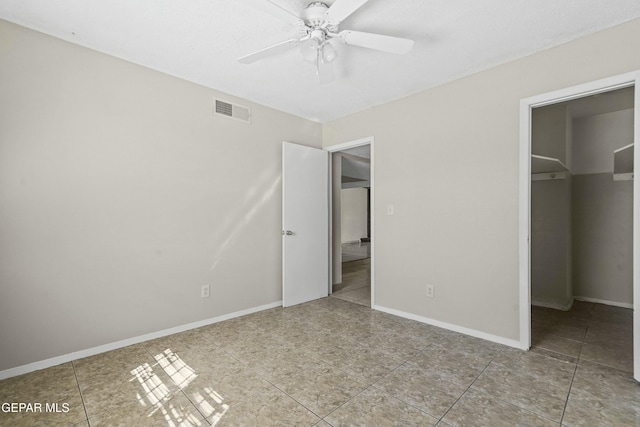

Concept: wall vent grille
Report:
left=215, top=100, right=232, bottom=116
left=214, top=99, right=251, bottom=123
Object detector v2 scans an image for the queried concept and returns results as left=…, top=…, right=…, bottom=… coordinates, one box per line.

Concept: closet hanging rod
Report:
left=532, top=171, right=569, bottom=181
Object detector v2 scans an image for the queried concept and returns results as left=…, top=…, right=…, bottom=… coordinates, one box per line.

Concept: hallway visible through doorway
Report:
left=331, top=242, right=371, bottom=307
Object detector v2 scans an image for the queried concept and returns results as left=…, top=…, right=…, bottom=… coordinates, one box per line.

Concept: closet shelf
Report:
left=531, top=154, right=569, bottom=174
left=613, top=143, right=634, bottom=177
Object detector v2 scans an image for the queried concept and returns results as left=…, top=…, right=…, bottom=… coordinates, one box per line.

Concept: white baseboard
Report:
left=573, top=296, right=633, bottom=309
left=532, top=299, right=574, bottom=311
left=0, top=301, right=282, bottom=381
left=373, top=304, right=525, bottom=350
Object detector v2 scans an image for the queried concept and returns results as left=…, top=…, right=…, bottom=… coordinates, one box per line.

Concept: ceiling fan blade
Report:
left=265, top=0, right=302, bottom=22
left=238, top=39, right=300, bottom=64
left=324, top=0, right=369, bottom=23
left=317, top=58, right=335, bottom=85
left=338, top=30, right=414, bottom=54
left=245, top=0, right=302, bottom=24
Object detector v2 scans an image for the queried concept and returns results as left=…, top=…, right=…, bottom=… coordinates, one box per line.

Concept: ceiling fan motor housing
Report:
left=302, top=2, right=338, bottom=32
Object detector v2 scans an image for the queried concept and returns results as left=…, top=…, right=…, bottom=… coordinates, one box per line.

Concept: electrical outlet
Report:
left=426, top=284, right=434, bottom=298
left=201, top=285, right=210, bottom=298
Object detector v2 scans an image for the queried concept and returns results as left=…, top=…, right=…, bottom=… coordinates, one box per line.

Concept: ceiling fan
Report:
left=238, top=0, right=415, bottom=84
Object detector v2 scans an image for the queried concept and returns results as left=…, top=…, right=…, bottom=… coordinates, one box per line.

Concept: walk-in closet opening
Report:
left=330, top=144, right=372, bottom=307
left=530, top=86, right=634, bottom=372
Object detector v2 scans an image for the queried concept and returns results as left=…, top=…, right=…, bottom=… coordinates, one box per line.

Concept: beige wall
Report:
left=531, top=105, right=572, bottom=309
left=572, top=110, right=634, bottom=305
left=573, top=109, right=634, bottom=174
left=3, top=16, right=640, bottom=372
left=331, top=153, right=342, bottom=285
left=573, top=174, right=633, bottom=305
left=341, top=188, right=368, bottom=243
left=532, top=104, right=569, bottom=164
left=323, top=18, right=640, bottom=341
left=531, top=177, right=573, bottom=309
left=0, top=20, right=321, bottom=372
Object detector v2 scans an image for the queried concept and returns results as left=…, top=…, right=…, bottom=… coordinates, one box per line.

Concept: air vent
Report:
left=214, top=99, right=251, bottom=123
left=215, top=100, right=232, bottom=116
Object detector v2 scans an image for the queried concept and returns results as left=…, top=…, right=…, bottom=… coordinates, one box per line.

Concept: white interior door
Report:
left=282, top=142, right=329, bottom=307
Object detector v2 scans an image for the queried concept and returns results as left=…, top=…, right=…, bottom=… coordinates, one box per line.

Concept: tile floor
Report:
left=532, top=301, right=634, bottom=372
left=331, top=259, right=371, bottom=308
left=0, top=298, right=638, bottom=426
left=341, top=242, right=370, bottom=263
left=331, top=242, right=372, bottom=307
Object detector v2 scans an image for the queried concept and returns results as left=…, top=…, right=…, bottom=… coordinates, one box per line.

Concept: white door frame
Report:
left=325, top=137, right=375, bottom=307
left=518, top=71, right=640, bottom=379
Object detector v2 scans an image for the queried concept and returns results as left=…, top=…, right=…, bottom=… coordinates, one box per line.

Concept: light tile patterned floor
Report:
left=331, top=242, right=371, bottom=307
left=331, top=259, right=371, bottom=307
left=0, top=299, right=637, bottom=426
left=341, top=242, right=370, bottom=263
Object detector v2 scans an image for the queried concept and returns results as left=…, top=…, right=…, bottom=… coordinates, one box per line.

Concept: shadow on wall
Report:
left=209, top=168, right=281, bottom=271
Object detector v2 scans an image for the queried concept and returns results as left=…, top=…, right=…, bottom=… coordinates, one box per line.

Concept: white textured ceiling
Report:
left=2, top=0, right=640, bottom=123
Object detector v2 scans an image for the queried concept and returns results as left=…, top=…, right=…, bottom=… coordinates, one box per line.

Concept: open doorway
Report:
left=519, top=71, right=640, bottom=381
left=326, top=138, right=374, bottom=308
left=530, top=87, right=634, bottom=371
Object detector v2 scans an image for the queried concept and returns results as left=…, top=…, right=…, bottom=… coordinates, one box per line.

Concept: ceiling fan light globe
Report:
left=300, top=38, right=319, bottom=62
left=322, top=43, right=337, bottom=62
